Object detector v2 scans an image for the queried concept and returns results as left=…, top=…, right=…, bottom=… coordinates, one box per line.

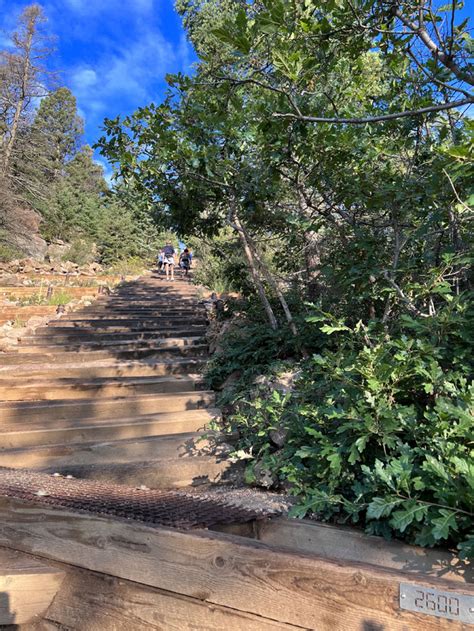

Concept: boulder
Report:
left=46, top=240, right=71, bottom=262
left=0, top=203, right=47, bottom=260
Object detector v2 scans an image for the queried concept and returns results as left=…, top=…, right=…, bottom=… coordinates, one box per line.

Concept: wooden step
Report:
left=0, top=391, right=215, bottom=423
left=0, top=357, right=206, bottom=379
left=16, top=336, right=204, bottom=354
left=2, top=497, right=471, bottom=631
left=39, top=455, right=230, bottom=488
left=0, top=375, right=204, bottom=400
left=19, top=327, right=206, bottom=346
left=0, top=343, right=208, bottom=364
left=47, top=317, right=208, bottom=328
left=0, top=431, right=223, bottom=468
left=69, top=308, right=205, bottom=317
left=0, top=547, right=65, bottom=625
left=43, top=322, right=207, bottom=333
left=0, top=409, right=220, bottom=448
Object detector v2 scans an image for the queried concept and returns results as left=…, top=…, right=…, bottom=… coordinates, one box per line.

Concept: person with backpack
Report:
left=161, top=241, right=176, bottom=281
left=179, top=248, right=192, bottom=277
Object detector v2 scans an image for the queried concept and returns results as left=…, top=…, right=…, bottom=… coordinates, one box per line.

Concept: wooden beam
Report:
left=217, top=517, right=470, bottom=585
left=44, top=565, right=299, bottom=630
left=0, top=498, right=472, bottom=630
left=0, top=547, right=64, bottom=625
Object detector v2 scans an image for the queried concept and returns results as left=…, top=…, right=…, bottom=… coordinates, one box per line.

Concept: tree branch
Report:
left=393, top=5, right=474, bottom=86
left=273, top=97, right=473, bottom=124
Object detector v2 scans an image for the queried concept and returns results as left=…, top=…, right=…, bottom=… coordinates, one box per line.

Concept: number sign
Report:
left=400, top=582, right=474, bottom=624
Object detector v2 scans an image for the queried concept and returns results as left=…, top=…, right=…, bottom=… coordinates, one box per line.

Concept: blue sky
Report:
left=0, top=0, right=196, bottom=177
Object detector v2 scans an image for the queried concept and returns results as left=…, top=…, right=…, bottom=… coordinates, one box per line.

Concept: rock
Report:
left=274, top=370, right=300, bottom=393
left=253, top=461, right=277, bottom=489
left=0, top=200, right=47, bottom=260
left=46, top=240, right=71, bottom=262
left=269, top=427, right=288, bottom=448
left=220, top=370, right=242, bottom=391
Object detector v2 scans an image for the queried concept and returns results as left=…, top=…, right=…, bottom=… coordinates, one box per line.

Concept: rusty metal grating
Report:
left=0, top=467, right=279, bottom=529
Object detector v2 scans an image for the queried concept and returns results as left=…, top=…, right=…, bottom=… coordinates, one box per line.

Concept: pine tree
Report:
left=41, top=145, right=107, bottom=241
left=30, top=87, right=83, bottom=182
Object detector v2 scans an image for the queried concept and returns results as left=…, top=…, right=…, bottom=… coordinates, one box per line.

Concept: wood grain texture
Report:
left=218, top=518, right=472, bottom=585
left=0, top=498, right=472, bottom=630
left=44, top=566, right=301, bottom=630
left=0, top=547, right=64, bottom=625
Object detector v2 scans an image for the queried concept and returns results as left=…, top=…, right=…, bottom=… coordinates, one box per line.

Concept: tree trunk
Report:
left=2, top=8, right=38, bottom=175
left=298, top=191, right=321, bottom=302
left=229, top=207, right=279, bottom=331
left=236, top=218, right=299, bottom=337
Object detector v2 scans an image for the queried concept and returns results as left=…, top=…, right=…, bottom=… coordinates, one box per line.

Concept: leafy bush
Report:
left=63, top=237, right=97, bottom=266
left=107, top=256, right=149, bottom=275
left=217, top=294, right=474, bottom=556
left=17, top=291, right=73, bottom=306
left=0, top=242, right=22, bottom=262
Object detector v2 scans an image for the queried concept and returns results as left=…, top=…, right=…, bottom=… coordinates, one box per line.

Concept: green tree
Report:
left=30, top=87, right=83, bottom=182
left=41, top=145, right=107, bottom=241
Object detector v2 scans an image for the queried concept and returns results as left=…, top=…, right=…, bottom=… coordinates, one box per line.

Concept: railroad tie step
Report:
left=0, top=391, right=215, bottom=423
left=39, top=457, right=230, bottom=489
left=0, top=408, right=221, bottom=448
left=0, top=358, right=207, bottom=379
left=15, top=337, right=205, bottom=354
left=0, top=375, right=205, bottom=401
left=0, top=547, right=65, bottom=625
left=0, top=431, right=225, bottom=469
left=0, top=344, right=209, bottom=364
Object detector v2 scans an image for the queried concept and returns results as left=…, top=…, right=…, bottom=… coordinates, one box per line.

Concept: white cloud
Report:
left=1, top=0, right=197, bottom=147
left=72, top=68, right=98, bottom=89
left=70, top=27, right=183, bottom=128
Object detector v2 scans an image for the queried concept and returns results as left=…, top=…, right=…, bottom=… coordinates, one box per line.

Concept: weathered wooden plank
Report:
left=0, top=375, right=204, bottom=401
left=0, top=432, right=216, bottom=468
left=0, top=358, right=207, bottom=379
left=0, top=409, right=218, bottom=448
left=0, top=391, right=214, bottom=423
left=0, top=498, right=472, bottom=630
left=0, top=547, right=64, bottom=625
left=0, top=344, right=208, bottom=365
left=43, top=566, right=299, bottom=630
left=39, top=456, right=229, bottom=488
left=217, top=518, right=471, bottom=586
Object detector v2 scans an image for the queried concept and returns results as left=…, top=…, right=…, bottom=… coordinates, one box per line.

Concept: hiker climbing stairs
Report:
left=0, top=272, right=226, bottom=488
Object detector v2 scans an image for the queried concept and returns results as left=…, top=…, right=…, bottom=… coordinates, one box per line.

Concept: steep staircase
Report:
left=0, top=272, right=228, bottom=490
left=0, top=271, right=471, bottom=630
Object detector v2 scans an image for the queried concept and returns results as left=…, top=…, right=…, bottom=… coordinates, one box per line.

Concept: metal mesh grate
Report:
left=0, top=467, right=280, bottom=529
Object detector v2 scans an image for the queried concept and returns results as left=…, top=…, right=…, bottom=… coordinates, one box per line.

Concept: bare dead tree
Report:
left=0, top=4, right=53, bottom=176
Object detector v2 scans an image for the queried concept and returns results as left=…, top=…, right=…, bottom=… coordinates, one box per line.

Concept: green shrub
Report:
left=0, top=242, right=22, bottom=262
left=218, top=294, right=474, bottom=556
left=17, top=290, right=73, bottom=306
left=64, top=238, right=97, bottom=266
left=106, top=256, right=148, bottom=276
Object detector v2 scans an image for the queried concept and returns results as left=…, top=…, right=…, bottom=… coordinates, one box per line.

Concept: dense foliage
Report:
left=99, top=0, right=473, bottom=553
